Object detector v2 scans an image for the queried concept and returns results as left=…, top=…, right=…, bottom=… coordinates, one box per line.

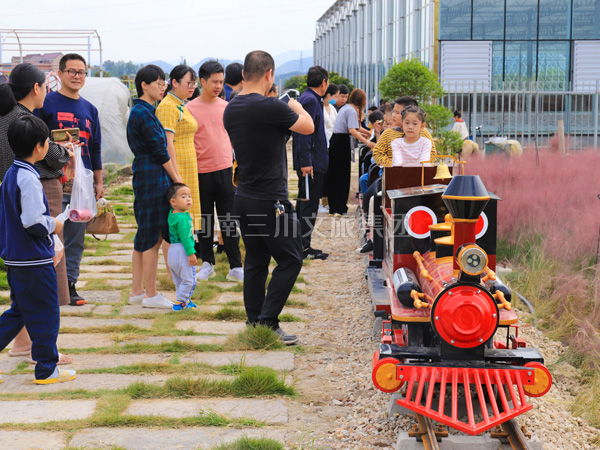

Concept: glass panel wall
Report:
left=539, top=0, right=571, bottom=39
left=504, top=41, right=537, bottom=86
left=505, top=0, right=538, bottom=40
left=572, top=0, right=600, bottom=39
left=537, top=41, right=569, bottom=90
left=440, top=0, right=472, bottom=40
left=472, top=0, right=505, bottom=40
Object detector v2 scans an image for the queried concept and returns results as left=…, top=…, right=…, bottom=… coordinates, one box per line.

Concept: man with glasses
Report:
left=36, top=53, right=103, bottom=305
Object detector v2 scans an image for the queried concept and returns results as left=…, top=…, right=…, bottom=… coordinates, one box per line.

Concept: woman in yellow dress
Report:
left=156, top=65, right=201, bottom=273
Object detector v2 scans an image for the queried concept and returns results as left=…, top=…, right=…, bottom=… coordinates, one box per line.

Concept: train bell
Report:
left=433, top=162, right=452, bottom=180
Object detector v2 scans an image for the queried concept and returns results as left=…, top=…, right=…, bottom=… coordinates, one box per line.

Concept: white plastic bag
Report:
left=69, top=145, right=97, bottom=222
left=52, top=235, right=64, bottom=266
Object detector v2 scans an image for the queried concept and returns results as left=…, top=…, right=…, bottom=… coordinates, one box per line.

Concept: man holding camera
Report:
left=224, top=50, right=314, bottom=345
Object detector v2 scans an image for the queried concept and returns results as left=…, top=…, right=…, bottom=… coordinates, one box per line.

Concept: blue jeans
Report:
left=63, top=194, right=88, bottom=284
left=359, top=173, right=370, bottom=194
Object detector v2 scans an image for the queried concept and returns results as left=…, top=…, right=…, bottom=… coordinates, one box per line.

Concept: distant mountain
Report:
left=276, top=56, right=314, bottom=77
left=145, top=60, right=174, bottom=73
left=190, top=58, right=243, bottom=73
left=274, top=49, right=313, bottom=67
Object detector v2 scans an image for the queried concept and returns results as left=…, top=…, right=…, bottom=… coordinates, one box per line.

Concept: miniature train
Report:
left=364, top=163, right=552, bottom=436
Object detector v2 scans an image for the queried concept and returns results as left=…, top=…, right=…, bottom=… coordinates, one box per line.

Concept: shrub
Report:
left=379, top=57, right=444, bottom=103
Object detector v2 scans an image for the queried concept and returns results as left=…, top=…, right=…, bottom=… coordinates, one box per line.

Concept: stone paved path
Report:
left=0, top=152, right=374, bottom=450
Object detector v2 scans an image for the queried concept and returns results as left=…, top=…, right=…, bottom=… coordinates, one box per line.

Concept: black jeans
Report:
left=327, top=133, right=351, bottom=215
left=295, top=171, right=326, bottom=249
left=197, top=168, right=242, bottom=268
left=234, top=195, right=303, bottom=330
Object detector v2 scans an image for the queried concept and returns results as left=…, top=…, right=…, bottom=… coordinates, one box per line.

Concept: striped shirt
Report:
left=372, top=127, right=436, bottom=167
left=392, top=136, right=433, bottom=166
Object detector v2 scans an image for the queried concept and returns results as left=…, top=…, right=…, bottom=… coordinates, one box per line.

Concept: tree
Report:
left=328, top=71, right=354, bottom=92
left=378, top=57, right=444, bottom=103
left=283, top=75, right=305, bottom=91
left=102, top=60, right=143, bottom=78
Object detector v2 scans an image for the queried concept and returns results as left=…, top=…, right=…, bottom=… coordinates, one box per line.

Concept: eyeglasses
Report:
left=187, top=82, right=198, bottom=89
left=65, top=69, right=87, bottom=78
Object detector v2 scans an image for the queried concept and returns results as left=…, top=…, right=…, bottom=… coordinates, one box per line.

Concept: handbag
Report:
left=86, top=205, right=120, bottom=240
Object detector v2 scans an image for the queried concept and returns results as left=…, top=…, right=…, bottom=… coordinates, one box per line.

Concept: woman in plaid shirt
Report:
left=127, top=65, right=181, bottom=310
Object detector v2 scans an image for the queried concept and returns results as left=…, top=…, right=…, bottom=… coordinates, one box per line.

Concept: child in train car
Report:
left=391, top=106, right=432, bottom=167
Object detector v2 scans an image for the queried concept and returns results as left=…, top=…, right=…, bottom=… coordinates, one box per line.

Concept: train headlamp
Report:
left=457, top=245, right=487, bottom=276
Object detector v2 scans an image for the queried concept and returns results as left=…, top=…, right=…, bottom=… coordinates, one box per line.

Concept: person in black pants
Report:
left=292, top=66, right=330, bottom=260
left=186, top=60, right=243, bottom=282
left=223, top=51, right=314, bottom=345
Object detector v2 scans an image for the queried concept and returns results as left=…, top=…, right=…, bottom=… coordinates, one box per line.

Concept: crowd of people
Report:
left=0, top=49, right=446, bottom=384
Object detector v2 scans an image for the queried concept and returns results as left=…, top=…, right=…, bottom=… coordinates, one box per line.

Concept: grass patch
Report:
left=111, top=186, right=134, bottom=196
left=226, top=325, right=285, bottom=351
left=285, top=299, right=308, bottom=308
left=211, top=307, right=247, bottom=321
left=63, top=340, right=225, bottom=355
left=278, top=313, right=303, bottom=322
left=79, top=279, right=115, bottom=291
left=113, top=205, right=135, bottom=217
left=210, top=436, right=284, bottom=450
left=570, top=371, right=600, bottom=427
left=0, top=270, right=8, bottom=290
left=0, top=295, right=9, bottom=305
left=224, top=300, right=244, bottom=307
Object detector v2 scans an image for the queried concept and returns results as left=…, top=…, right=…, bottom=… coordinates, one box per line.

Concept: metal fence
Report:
left=441, top=81, right=600, bottom=151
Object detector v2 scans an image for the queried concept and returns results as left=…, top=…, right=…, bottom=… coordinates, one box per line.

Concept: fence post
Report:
left=594, top=80, right=599, bottom=149
left=558, top=120, right=566, bottom=154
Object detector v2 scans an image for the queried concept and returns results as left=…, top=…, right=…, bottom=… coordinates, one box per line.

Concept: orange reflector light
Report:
left=372, top=358, right=403, bottom=393
left=523, top=362, right=552, bottom=397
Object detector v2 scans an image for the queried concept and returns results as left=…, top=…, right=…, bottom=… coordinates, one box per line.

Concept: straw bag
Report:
left=86, top=205, right=120, bottom=240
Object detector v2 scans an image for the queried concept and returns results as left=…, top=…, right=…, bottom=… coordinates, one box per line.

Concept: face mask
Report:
left=329, top=99, right=337, bottom=105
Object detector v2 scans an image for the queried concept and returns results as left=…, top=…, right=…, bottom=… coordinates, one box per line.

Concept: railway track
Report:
left=410, top=415, right=534, bottom=450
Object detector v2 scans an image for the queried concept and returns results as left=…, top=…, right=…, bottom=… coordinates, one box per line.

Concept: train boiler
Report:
left=369, top=170, right=552, bottom=436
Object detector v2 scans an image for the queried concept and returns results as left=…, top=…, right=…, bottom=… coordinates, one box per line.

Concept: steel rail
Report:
left=500, top=419, right=532, bottom=450
left=416, top=414, right=441, bottom=450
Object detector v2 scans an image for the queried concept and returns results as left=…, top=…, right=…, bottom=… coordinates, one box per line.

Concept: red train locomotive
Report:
left=367, top=166, right=552, bottom=436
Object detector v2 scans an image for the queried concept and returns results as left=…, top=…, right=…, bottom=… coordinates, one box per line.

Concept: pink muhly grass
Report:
left=466, top=149, right=600, bottom=265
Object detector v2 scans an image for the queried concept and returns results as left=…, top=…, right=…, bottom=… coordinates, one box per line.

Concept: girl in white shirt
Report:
left=323, top=84, right=339, bottom=146
left=392, top=106, right=432, bottom=167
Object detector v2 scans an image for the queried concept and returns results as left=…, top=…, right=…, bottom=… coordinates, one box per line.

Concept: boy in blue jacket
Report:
left=0, top=115, right=76, bottom=385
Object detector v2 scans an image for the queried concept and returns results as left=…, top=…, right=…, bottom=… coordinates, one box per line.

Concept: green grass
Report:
left=0, top=295, right=9, bottom=305
left=62, top=340, right=226, bottom=355
left=210, top=436, right=284, bottom=450
left=111, top=186, right=134, bottom=196
left=0, top=270, right=8, bottom=290
left=226, top=325, right=285, bottom=351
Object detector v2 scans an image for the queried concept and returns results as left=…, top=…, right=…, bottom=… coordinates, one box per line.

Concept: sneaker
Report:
left=196, top=262, right=216, bottom=281
left=172, top=301, right=187, bottom=311
left=303, top=247, right=329, bottom=260
left=274, top=327, right=299, bottom=345
left=334, top=213, right=342, bottom=218
left=318, top=204, right=329, bottom=214
left=355, top=239, right=374, bottom=254
left=226, top=267, right=244, bottom=283
left=33, top=367, right=76, bottom=385
left=68, top=282, right=85, bottom=306
left=142, top=293, right=174, bottom=309
left=186, top=300, right=197, bottom=309
left=128, top=291, right=146, bottom=305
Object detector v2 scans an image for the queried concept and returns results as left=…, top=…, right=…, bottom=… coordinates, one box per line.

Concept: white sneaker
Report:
left=142, top=293, right=174, bottom=309
left=196, top=262, right=216, bottom=281
left=128, top=291, right=146, bottom=305
left=318, top=204, right=329, bottom=214
left=226, top=267, right=244, bottom=282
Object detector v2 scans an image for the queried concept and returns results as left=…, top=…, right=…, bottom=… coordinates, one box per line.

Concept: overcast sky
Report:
left=1, top=0, right=330, bottom=64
